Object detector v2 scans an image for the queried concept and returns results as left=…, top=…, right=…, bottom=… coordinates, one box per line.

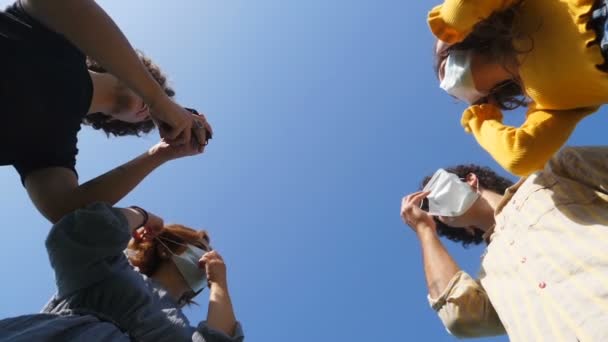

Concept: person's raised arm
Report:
left=428, top=0, right=521, bottom=44
left=401, top=191, right=460, bottom=297
left=401, top=192, right=505, bottom=337
left=21, top=0, right=194, bottom=144
left=548, top=146, right=608, bottom=193
left=461, top=104, right=594, bottom=176
left=25, top=140, right=203, bottom=223
left=202, top=251, right=238, bottom=338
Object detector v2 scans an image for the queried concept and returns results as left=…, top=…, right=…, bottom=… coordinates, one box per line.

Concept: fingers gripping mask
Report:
left=439, top=50, right=487, bottom=104
left=422, top=169, right=480, bottom=217
left=157, top=238, right=208, bottom=294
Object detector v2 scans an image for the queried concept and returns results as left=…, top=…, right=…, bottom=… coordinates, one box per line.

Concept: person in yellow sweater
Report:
left=429, top=0, right=608, bottom=176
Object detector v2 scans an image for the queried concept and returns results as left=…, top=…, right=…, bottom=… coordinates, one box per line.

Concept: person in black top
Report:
left=0, top=0, right=213, bottom=223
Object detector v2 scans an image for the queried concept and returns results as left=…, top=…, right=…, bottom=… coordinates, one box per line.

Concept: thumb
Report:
left=162, top=125, right=182, bottom=141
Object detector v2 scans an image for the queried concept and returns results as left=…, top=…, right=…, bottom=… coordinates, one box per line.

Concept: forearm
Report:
left=417, top=226, right=461, bottom=299
left=38, top=152, right=168, bottom=223
left=464, top=105, right=591, bottom=176
left=21, top=0, right=165, bottom=104
left=74, top=151, right=167, bottom=207
left=206, top=283, right=237, bottom=337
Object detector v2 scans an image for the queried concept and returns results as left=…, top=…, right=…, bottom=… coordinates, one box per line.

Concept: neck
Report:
left=470, top=189, right=504, bottom=232
left=151, top=261, right=188, bottom=302
left=87, top=71, right=118, bottom=115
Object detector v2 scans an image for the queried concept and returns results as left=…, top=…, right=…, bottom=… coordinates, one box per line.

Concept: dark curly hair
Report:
left=82, top=51, right=175, bottom=136
left=433, top=1, right=535, bottom=110
left=420, top=165, right=515, bottom=247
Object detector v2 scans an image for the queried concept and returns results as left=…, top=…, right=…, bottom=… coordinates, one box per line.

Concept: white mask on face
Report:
left=439, top=50, right=487, bottom=104
left=422, top=168, right=480, bottom=217
left=157, top=238, right=208, bottom=294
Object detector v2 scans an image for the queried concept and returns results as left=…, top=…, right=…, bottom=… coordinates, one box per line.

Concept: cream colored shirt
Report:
left=429, top=146, right=608, bottom=341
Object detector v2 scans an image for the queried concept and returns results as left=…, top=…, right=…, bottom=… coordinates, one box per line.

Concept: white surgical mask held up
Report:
left=157, top=238, right=208, bottom=294
left=422, top=168, right=480, bottom=217
left=440, top=50, right=488, bottom=104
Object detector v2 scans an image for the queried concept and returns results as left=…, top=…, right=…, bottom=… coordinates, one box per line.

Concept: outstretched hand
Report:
left=185, top=107, right=213, bottom=149
left=149, top=137, right=206, bottom=161
left=148, top=96, right=193, bottom=145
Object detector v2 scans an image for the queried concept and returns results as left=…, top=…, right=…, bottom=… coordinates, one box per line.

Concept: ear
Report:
left=465, top=173, right=479, bottom=188
left=464, top=226, right=477, bottom=236
left=156, top=244, right=171, bottom=260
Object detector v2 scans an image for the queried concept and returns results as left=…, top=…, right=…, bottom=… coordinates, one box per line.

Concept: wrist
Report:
left=210, top=280, right=229, bottom=294
left=121, top=207, right=146, bottom=232
left=416, top=224, right=438, bottom=240
left=128, top=206, right=148, bottom=228
left=141, top=84, right=168, bottom=110
left=147, top=146, right=173, bottom=163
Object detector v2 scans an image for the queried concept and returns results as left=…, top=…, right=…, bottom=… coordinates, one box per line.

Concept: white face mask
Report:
left=157, top=238, right=208, bottom=294
left=422, top=168, right=480, bottom=217
left=439, top=50, right=487, bottom=104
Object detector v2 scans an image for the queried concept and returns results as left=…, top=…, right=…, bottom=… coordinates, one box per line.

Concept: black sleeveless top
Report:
left=0, top=1, right=93, bottom=183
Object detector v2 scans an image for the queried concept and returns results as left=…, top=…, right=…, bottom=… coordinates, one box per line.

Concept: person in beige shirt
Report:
left=401, top=146, right=608, bottom=341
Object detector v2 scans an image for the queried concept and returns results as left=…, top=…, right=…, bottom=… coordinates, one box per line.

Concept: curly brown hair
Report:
left=82, top=51, right=175, bottom=136
left=127, top=224, right=209, bottom=277
left=420, top=165, right=515, bottom=247
left=126, top=224, right=210, bottom=305
left=433, top=1, right=535, bottom=110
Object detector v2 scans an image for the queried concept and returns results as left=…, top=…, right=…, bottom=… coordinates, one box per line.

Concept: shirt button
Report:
left=539, top=282, right=547, bottom=289
left=521, top=257, right=527, bottom=263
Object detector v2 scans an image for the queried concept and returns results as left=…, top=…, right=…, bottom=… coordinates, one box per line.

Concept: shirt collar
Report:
left=482, top=177, right=528, bottom=244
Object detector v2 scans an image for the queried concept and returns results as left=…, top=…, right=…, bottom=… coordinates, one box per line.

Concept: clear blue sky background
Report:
left=2, top=1, right=608, bottom=341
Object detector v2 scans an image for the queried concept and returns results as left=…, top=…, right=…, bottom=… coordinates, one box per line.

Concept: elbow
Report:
left=497, top=154, right=543, bottom=177
left=37, top=203, right=75, bottom=224
left=501, top=161, right=537, bottom=177
left=47, top=213, right=65, bottom=225
left=38, top=204, right=69, bottom=224
left=443, top=316, right=482, bottom=338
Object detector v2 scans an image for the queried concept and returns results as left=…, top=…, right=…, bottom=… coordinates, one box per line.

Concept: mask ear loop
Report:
left=155, top=237, right=180, bottom=257
left=158, top=236, right=187, bottom=246
left=156, top=236, right=208, bottom=305
left=467, top=174, right=481, bottom=195
left=459, top=175, right=482, bottom=194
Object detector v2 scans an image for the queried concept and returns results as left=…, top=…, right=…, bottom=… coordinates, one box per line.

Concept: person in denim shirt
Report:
left=0, top=203, right=244, bottom=342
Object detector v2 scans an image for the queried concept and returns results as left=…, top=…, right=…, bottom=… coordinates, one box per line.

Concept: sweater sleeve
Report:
left=428, top=0, right=521, bottom=44
left=461, top=103, right=595, bottom=176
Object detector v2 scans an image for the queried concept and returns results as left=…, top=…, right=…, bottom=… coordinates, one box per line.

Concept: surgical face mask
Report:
left=422, top=168, right=480, bottom=217
left=157, top=238, right=208, bottom=294
left=439, top=50, right=487, bottom=104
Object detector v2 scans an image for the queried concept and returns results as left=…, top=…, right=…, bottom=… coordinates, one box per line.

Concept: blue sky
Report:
left=2, top=1, right=608, bottom=341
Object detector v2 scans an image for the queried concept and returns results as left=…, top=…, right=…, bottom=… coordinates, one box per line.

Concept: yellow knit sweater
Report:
left=429, top=0, right=608, bottom=176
